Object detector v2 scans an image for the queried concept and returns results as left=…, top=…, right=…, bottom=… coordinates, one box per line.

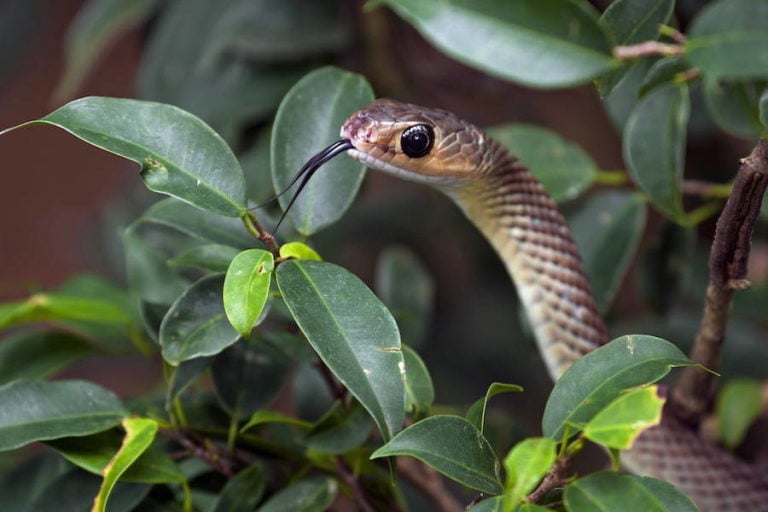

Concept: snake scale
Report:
left=303, top=98, right=768, bottom=510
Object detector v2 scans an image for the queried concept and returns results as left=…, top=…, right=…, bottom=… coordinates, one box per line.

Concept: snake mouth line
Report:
left=347, top=147, right=456, bottom=187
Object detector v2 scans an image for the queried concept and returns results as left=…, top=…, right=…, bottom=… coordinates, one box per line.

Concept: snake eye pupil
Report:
left=400, top=124, right=434, bottom=158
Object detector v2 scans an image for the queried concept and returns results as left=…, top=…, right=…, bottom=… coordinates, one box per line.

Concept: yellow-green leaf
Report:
left=279, top=242, right=322, bottom=261
left=223, top=249, right=274, bottom=336
left=501, top=437, right=557, bottom=510
left=583, top=386, right=665, bottom=450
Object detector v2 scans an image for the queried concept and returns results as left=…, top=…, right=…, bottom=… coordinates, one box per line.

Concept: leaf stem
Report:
left=593, top=170, right=629, bottom=186
left=613, top=41, right=684, bottom=60
left=242, top=211, right=280, bottom=256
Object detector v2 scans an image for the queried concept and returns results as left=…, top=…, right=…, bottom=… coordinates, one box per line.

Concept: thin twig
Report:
left=243, top=211, right=280, bottom=255
left=681, top=179, right=733, bottom=199
left=613, top=41, right=684, bottom=60
left=161, top=428, right=235, bottom=477
left=397, top=457, right=464, bottom=512
left=527, top=456, right=571, bottom=504
left=670, top=139, right=768, bottom=426
left=336, top=457, right=378, bottom=512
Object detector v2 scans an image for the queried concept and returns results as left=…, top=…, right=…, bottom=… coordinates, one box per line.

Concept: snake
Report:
left=298, top=98, right=768, bottom=511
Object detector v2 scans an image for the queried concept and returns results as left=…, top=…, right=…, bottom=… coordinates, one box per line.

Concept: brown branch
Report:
left=243, top=211, right=280, bottom=256
left=527, top=456, right=572, bottom=504
left=670, top=139, right=768, bottom=426
left=613, top=41, right=683, bottom=60
left=397, top=457, right=463, bottom=512
left=161, top=428, right=235, bottom=477
left=336, top=457, right=378, bottom=512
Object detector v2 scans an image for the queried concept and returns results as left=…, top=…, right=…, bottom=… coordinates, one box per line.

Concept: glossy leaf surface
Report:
left=257, top=476, right=337, bottom=512
left=583, top=385, right=665, bottom=450
left=402, top=345, right=435, bottom=415
left=564, top=472, right=698, bottom=511
left=502, top=437, right=557, bottom=508
left=223, top=249, right=274, bottom=336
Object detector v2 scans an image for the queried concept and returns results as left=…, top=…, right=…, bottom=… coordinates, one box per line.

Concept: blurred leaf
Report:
left=280, top=242, right=322, bottom=261
left=501, top=437, right=557, bottom=509
left=0, top=331, right=96, bottom=385
left=380, top=0, right=613, bottom=88
left=716, top=378, right=763, bottom=449
left=372, top=415, right=502, bottom=495
left=638, top=57, right=689, bottom=98
left=0, top=0, right=42, bottom=84
left=642, top=222, right=696, bottom=315
left=55, top=0, right=159, bottom=101
left=223, top=249, right=274, bottom=336
left=305, top=401, right=373, bottom=454
left=166, top=356, right=213, bottom=405
left=257, top=476, right=337, bottom=512
left=29, top=470, right=148, bottom=512
left=211, top=338, right=289, bottom=418
left=570, top=191, right=647, bottom=313
left=375, top=246, right=434, bottom=348
left=686, top=0, right=768, bottom=80
left=703, top=79, right=765, bottom=139
left=603, top=59, right=655, bottom=129
left=0, top=293, right=130, bottom=331
left=241, top=410, right=312, bottom=433
left=564, top=472, right=698, bottom=511
left=122, top=229, right=189, bottom=305
left=583, top=385, right=665, bottom=450
left=0, top=380, right=126, bottom=451
left=276, top=260, right=404, bottom=440
left=761, top=87, right=768, bottom=127
left=402, top=345, right=435, bottom=416
left=160, top=274, right=240, bottom=365
left=488, top=124, right=597, bottom=202
left=140, top=198, right=255, bottom=249
left=0, top=454, right=69, bottom=512
left=213, top=462, right=265, bottom=512
left=542, top=335, right=693, bottom=440
left=169, top=243, right=241, bottom=272
left=598, top=0, right=674, bottom=96
left=48, top=429, right=185, bottom=483
left=467, top=497, right=503, bottom=512
left=466, top=382, right=523, bottom=434
left=623, top=83, right=689, bottom=221
left=92, top=418, right=157, bottom=512
left=271, top=66, right=373, bottom=235
left=10, top=97, right=247, bottom=216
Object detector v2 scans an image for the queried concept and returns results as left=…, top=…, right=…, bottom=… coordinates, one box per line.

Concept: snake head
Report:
left=340, top=98, right=490, bottom=185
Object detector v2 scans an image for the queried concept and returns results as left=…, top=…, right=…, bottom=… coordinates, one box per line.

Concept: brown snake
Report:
left=307, top=98, right=768, bottom=510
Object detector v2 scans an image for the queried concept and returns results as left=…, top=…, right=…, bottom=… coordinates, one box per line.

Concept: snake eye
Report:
left=400, top=124, right=434, bottom=158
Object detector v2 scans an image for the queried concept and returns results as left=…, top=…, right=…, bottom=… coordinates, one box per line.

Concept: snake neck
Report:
left=442, top=141, right=611, bottom=380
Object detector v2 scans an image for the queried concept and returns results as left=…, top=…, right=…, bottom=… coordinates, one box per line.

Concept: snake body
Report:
left=338, top=98, right=768, bottom=511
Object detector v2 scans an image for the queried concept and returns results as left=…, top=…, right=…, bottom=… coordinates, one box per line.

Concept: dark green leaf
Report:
left=466, top=382, right=523, bottom=433
left=703, top=79, right=765, bottom=139
left=211, top=338, right=289, bottom=418
left=223, top=249, right=274, bottom=336
left=7, top=97, right=247, bottom=216
left=564, top=472, right=698, bottom=512
left=380, top=0, right=614, bottom=88
left=257, top=476, right=337, bottom=512
left=29, top=470, right=148, bottom=512
left=166, top=356, right=213, bottom=405
left=305, top=401, right=373, bottom=454
left=467, top=497, right=503, bottom=512
left=241, top=410, right=312, bottom=433
left=542, top=335, right=694, bottom=440
left=160, top=274, right=240, bottom=365
left=570, top=191, right=647, bottom=313
left=0, top=330, right=96, bottom=385
left=276, top=260, right=404, bottom=440
left=686, top=0, right=768, bottom=80
left=633, top=476, right=700, bottom=512
left=0, top=454, right=69, bottom=512
left=623, top=83, right=689, bottom=221
left=55, top=0, right=159, bottom=101
left=638, top=57, right=689, bottom=98
left=603, top=59, right=655, bottom=129
left=402, top=345, right=435, bottom=415
left=582, top=385, right=665, bottom=450
left=271, top=66, right=373, bottom=235
left=0, top=380, right=126, bottom=451
left=760, top=87, right=768, bottom=127
left=213, top=462, right=265, bottom=512
left=122, top=229, right=189, bottom=305
left=372, top=415, right=502, bottom=495
left=502, top=437, right=557, bottom=507
left=716, top=378, right=763, bottom=449
left=488, top=124, right=597, bottom=202
left=169, top=243, right=242, bottom=272
left=375, top=246, right=434, bottom=348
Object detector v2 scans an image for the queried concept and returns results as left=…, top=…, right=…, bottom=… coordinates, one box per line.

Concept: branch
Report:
left=161, top=428, right=235, bottom=477
left=396, top=457, right=463, bottom=512
left=670, top=139, right=768, bottom=426
left=527, top=455, right=572, bottom=504
left=613, top=41, right=683, bottom=60
left=243, top=211, right=280, bottom=256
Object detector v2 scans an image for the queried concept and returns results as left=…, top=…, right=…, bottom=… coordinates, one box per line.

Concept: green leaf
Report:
left=223, top=249, right=274, bottom=336
left=271, top=66, right=374, bottom=235
left=583, top=385, right=665, bottom=450
left=603, top=59, right=655, bottom=129
left=0, top=380, right=126, bottom=451
left=467, top=497, right=503, bottom=512
left=91, top=418, right=158, bottom=512
left=257, top=476, right=337, bottom=512
left=703, top=78, right=766, bottom=139
left=686, top=0, right=768, bottom=81
left=48, top=429, right=185, bottom=483
left=0, top=454, right=70, bottom=512
left=466, top=382, right=523, bottom=433
left=716, top=378, right=763, bottom=449
left=487, top=124, right=597, bottom=202
left=598, top=0, right=675, bottom=96
left=211, top=339, right=289, bottom=419
left=7, top=97, right=247, bottom=217
left=305, top=401, right=373, bottom=454
left=371, top=415, right=502, bottom=495
left=0, top=293, right=131, bottom=331
left=30, top=470, right=149, bottom=512
left=279, top=242, right=322, bottom=261
left=402, top=345, right=435, bottom=416
left=122, top=229, right=189, bottom=305
left=375, top=246, right=435, bottom=348
left=564, top=472, right=698, bottom=512
left=380, top=0, right=613, bottom=88
left=169, top=243, right=241, bottom=272
left=760, top=87, right=768, bottom=127
left=501, top=437, right=557, bottom=509
left=213, top=462, right=265, bottom=512
left=276, top=259, right=405, bottom=440
left=0, top=330, right=96, bottom=385
left=160, top=274, right=241, bottom=365
left=638, top=57, right=690, bottom=98
left=54, top=0, right=159, bottom=101
left=542, top=335, right=694, bottom=440
left=241, top=410, right=313, bottom=433
left=166, top=356, right=213, bottom=405
left=570, top=191, right=647, bottom=313
left=623, top=83, right=689, bottom=221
